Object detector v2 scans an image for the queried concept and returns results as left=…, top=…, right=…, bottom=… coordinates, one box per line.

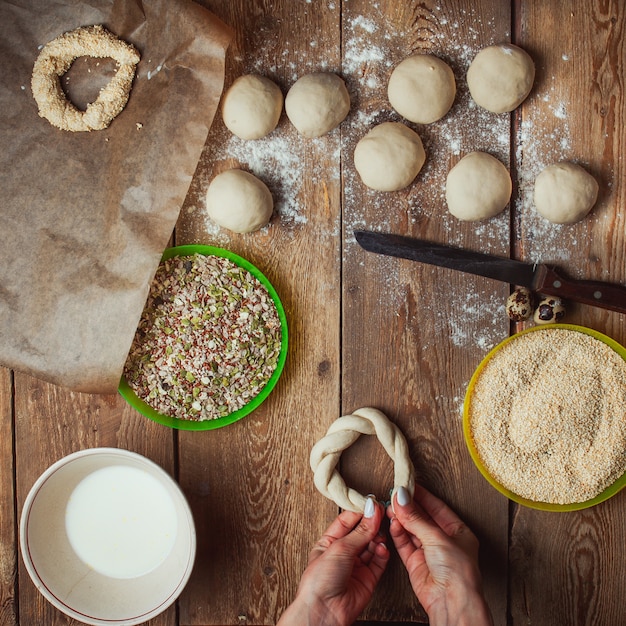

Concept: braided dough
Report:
left=31, top=25, right=140, bottom=132
left=310, top=407, right=416, bottom=512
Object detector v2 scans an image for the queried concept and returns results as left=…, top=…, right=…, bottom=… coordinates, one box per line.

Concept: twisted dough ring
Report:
left=310, top=407, right=416, bottom=512
left=31, top=25, right=140, bottom=132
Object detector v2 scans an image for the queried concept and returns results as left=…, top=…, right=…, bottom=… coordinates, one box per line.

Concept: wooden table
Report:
left=2, top=0, right=626, bottom=624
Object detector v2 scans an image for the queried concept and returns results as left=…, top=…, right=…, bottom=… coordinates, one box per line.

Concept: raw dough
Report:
left=222, top=74, right=283, bottom=140
left=388, top=54, right=456, bottom=124
left=533, top=162, right=599, bottom=224
left=205, top=169, right=273, bottom=233
left=446, top=151, right=512, bottom=221
left=309, top=407, right=416, bottom=513
left=354, top=122, right=426, bottom=191
left=466, top=43, right=535, bottom=113
left=31, top=25, right=140, bottom=132
left=285, top=72, right=350, bottom=138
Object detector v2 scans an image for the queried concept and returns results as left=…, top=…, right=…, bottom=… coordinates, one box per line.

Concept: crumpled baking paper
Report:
left=0, top=0, right=232, bottom=393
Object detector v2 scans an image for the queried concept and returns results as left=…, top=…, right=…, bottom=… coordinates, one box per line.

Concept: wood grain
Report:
left=341, top=0, right=511, bottom=622
left=0, top=368, right=16, bottom=626
left=13, top=375, right=176, bottom=626
left=511, top=2, right=626, bottom=625
left=3, top=1, right=626, bottom=625
left=176, top=1, right=342, bottom=624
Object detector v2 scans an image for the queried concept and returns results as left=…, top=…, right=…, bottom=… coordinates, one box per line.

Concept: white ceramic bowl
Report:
left=20, top=448, right=196, bottom=625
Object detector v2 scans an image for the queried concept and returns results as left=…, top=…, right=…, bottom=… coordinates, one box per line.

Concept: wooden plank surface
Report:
left=175, top=1, right=342, bottom=623
left=1, top=1, right=626, bottom=625
left=339, top=0, right=512, bottom=623
left=510, top=1, right=626, bottom=625
left=0, top=368, right=16, bottom=626
left=13, top=377, right=176, bottom=626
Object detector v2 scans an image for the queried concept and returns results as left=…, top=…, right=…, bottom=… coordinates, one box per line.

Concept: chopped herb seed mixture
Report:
left=123, top=254, right=282, bottom=421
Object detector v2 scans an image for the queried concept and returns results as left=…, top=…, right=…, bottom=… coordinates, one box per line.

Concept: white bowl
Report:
left=20, top=448, right=196, bottom=625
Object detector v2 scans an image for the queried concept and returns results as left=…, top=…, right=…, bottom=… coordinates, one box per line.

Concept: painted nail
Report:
left=396, top=486, right=410, bottom=507
left=364, top=496, right=376, bottom=518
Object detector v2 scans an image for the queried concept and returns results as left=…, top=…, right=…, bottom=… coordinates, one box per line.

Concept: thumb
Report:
left=332, top=496, right=383, bottom=557
left=392, top=486, right=443, bottom=546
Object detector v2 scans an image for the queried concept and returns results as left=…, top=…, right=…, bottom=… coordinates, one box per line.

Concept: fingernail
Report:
left=364, top=496, right=376, bottom=518
left=396, top=486, right=410, bottom=507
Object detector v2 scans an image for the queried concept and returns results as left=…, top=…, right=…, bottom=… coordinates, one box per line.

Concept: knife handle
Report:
left=537, top=266, right=626, bottom=315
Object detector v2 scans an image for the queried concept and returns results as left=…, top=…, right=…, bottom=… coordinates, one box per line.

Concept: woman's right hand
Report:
left=388, top=484, right=493, bottom=626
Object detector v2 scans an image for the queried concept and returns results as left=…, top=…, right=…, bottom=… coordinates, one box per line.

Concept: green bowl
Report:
left=119, top=245, right=288, bottom=431
left=463, top=324, right=626, bottom=511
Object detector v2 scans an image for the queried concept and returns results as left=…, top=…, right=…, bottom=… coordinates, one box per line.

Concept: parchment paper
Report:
left=0, top=0, right=232, bottom=393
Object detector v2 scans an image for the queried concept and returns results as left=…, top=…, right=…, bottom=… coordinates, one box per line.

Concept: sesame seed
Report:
left=468, top=328, right=626, bottom=504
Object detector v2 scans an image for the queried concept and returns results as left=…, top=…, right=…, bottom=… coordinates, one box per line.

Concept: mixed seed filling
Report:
left=124, top=254, right=282, bottom=421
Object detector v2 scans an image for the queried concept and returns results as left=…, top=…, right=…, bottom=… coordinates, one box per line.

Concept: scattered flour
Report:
left=341, top=7, right=512, bottom=257
left=340, top=4, right=578, bottom=356
left=188, top=4, right=577, bottom=355
left=448, top=291, right=507, bottom=350
left=192, top=130, right=342, bottom=242
left=515, top=93, right=576, bottom=264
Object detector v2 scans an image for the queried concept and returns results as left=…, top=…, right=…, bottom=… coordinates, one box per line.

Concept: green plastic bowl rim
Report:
left=463, top=323, right=626, bottom=511
left=119, top=245, right=288, bottom=431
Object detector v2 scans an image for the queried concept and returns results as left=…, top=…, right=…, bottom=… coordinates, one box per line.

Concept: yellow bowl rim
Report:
left=463, top=323, right=626, bottom=511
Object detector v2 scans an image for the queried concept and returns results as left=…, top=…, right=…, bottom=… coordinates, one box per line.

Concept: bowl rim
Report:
left=463, top=323, right=626, bottom=511
left=19, top=447, right=196, bottom=625
left=119, top=244, right=289, bottom=430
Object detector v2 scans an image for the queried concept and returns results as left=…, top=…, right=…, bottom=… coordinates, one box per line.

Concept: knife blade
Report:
left=354, top=230, right=626, bottom=315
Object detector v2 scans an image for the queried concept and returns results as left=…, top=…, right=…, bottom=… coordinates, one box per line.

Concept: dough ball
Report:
left=205, top=169, right=273, bottom=233
left=467, top=44, right=535, bottom=113
left=388, top=54, right=456, bottom=124
left=354, top=122, right=426, bottom=192
left=285, top=73, right=350, bottom=138
left=446, top=152, right=512, bottom=221
left=533, top=162, right=599, bottom=224
left=222, top=75, right=283, bottom=140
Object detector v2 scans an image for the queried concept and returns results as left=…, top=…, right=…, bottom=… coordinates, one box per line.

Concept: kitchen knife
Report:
left=354, top=230, right=626, bottom=315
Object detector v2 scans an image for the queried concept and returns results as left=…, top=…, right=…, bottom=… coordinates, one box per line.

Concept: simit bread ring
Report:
left=310, top=407, right=416, bottom=512
left=31, top=24, right=140, bottom=132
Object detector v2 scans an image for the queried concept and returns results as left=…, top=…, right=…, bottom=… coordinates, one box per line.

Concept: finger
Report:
left=308, top=510, right=362, bottom=563
left=358, top=541, right=376, bottom=565
left=415, top=485, right=478, bottom=553
left=358, top=536, right=387, bottom=565
left=323, top=510, right=364, bottom=540
left=367, top=541, right=390, bottom=583
left=393, top=486, right=446, bottom=547
left=330, top=497, right=384, bottom=559
left=386, top=493, right=433, bottom=526
left=413, top=483, right=472, bottom=540
left=389, top=516, right=418, bottom=563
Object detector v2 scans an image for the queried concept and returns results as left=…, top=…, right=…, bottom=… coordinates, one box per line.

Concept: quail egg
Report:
left=533, top=297, right=566, bottom=324
left=506, top=287, right=534, bottom=321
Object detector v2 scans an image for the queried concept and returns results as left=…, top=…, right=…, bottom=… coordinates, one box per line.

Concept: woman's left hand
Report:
left=278, top=496, right=389, bottom=626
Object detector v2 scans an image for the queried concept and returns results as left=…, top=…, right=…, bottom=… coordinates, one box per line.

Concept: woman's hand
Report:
left=278, top=496, right=389, bottom=626
left=388, top=484, right=493, bottom=626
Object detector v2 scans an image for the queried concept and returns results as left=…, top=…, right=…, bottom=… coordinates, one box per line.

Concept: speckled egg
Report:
left=506, top=287, right=534, bottom=321
left=534, top=297, right=566, bottom=324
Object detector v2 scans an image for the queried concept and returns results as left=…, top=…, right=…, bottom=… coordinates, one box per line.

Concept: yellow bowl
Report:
left=463, top=324, right=626, bottom=511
